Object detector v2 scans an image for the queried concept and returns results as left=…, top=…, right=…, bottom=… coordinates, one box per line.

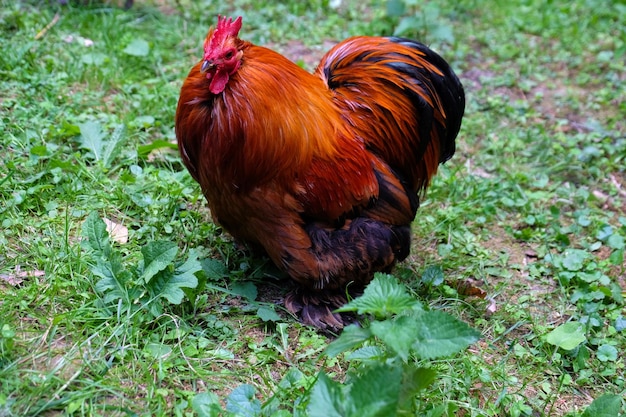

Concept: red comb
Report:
left=207, top=15, right=242, bottom=51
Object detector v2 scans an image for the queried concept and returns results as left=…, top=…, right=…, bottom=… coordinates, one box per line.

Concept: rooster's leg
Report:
left=283, top=218, right=412, bottom=330
left=238, top=186, right=413, bottom=330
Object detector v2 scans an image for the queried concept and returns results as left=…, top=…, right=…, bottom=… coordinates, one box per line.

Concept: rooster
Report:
left=176, top=16, right=464, bottom=330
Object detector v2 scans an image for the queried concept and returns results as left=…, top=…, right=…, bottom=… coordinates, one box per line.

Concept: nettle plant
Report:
left=82, top=211, right=482, bottom=415
left=191, top=275, right=482, bottom=416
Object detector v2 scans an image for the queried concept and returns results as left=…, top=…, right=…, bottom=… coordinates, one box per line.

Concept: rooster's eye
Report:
left=224, top=51, right=234, bottom=59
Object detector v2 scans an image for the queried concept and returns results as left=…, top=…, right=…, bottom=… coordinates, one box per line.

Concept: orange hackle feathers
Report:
left=175, top=16, right=465, bottom=330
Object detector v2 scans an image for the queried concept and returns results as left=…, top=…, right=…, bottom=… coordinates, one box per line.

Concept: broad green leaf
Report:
left=607, top=233, right=625, bottom=250
left=411, top=310, right=481, bottom=360
left=1, top=324, right=15, bottom=339
left=225, top=384, right=261, bottom=417
left=422, top=404, right=447, bottom=417
left=575, top=346, right=591, bottom=372
left=369, top=312, right=479, bottom=361
left=30, top=145, right=48, bottom=156
left=336, top=273, right=421, bottom=318
left=609, top=248, right=624, bottom=266
left=278, top=368, right=304, bottom=389
left=60, top=121, right=81, bottom=136
left=581, top=394, right=623, bottom=417
left=145, top=249, right=200, bottom=304
left=398, top=367, right=441, bottom=415
left=431, top=23, right=455, bottom=44
left=137, top=139, right=178, bottom=157
left=370, top=315, right=419, bottom=361
left=256, top=306, right=281, bottom=322
left=201, top=258, right=228, bottom=281
left=49, top=158, right=79, bottom=173
left=437, top=243, right=453, bottom=257
left=346, top=346, right=384, bottom=361
left=78, top=121, right=105, bottom=161
left=596, top=344, right=618, bottom=362
left=192, top=392, right=223, bottom=417
left=93, top=252, right=133, bottom=304
left=545, top=322, right=586, bottom=350
left=82, top=211, right=111, bottom=256
left=393, top=16, right=420, bottom=37
left=123, top=38, right=150, bottom=57
left=399, top=366, right=438, bottom=403
left=324, top=324, right=372, bottom=357
left=561, top=249, right=588, bottom=271
left=210, top=348, right=234, bottom=360
left=175, top=248, right=202, bottom=280
left=77, top=121, right=125, bottom=167
left=143, top=342, right=172, bottom=359
left=231, top=281, right=257, bottom=301
left=421, top=265, right=444, bottom=286
left=101, top=123, right=126, bottom=168
left=346, top=363, right=402, bottom=417
left=131, top=115, right=155, bottom=128
left=307, top=372, right=345, bottom=417
left=81, top=52, right=106, bottom=65
left=386, top=0, right=406, bottom=17
left=596, top=225, right=613, bottom=241
left=141, top=241, right=178, bottom=283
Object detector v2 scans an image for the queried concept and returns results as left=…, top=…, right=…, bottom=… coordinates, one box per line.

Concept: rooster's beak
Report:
left=201, top=60, right=215, bottom=73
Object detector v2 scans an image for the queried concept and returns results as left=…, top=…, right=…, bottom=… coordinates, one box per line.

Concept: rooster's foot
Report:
left=284, top=289, right=357, bottom=332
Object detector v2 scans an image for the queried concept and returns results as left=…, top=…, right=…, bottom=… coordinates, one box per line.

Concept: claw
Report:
left=285, top=290, right=351, bottom=332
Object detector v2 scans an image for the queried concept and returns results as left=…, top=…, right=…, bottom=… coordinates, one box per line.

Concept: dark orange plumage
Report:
left=176, top=16, right=465, bottom=330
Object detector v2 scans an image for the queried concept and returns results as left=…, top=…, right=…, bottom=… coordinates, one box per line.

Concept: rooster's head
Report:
left=202, top=15, right=243, bottom=94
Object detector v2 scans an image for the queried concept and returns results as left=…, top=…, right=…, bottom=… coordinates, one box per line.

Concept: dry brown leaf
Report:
left=609, top=173, right=626, bottom=198
left=525, top=250, right=538, bottom=258
left=103, top=218, right=129, bottom=244
left=455, top=278, right=487, bottom=298
left=0, top=266, right=45, bottom=286
left=35, top=12, right=60, bottom=40
left=485, top=298, right=498, bottom=316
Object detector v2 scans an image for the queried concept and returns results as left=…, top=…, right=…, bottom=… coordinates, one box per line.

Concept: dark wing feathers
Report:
left=316, top=36, right=465, bottom=193
left=387, top=37, right=465, bottom=163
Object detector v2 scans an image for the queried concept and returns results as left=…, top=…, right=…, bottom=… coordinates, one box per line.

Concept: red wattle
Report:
left=209, top=70, right=229, bottom=94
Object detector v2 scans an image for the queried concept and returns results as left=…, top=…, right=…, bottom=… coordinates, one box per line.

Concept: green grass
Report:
left=1, top=0, right=625, bottom=415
